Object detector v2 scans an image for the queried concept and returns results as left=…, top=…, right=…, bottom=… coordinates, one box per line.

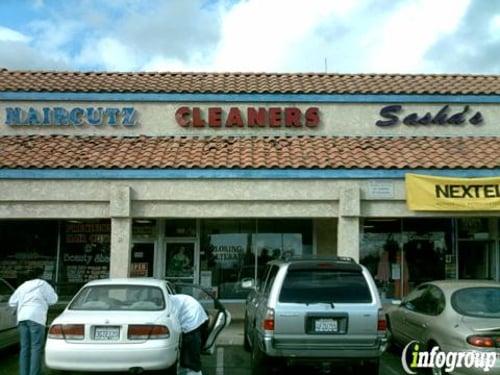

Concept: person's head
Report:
left=28, top=267, right=44, bottom=280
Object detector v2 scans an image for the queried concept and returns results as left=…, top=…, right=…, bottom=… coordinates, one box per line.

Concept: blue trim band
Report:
left=2, top=92, right=500, bottom=103
left=0, top=169, right=498, bottom=180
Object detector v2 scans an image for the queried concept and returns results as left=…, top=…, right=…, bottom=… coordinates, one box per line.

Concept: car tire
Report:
left=427, top=342, right=443, bottom=375
left=164, top=361, right=178, bottom=375
left=243, top=316, right=251, bottom=352
left=360, top=359, right=379, bottom=375
left=251, top=335, right=277, bottom=375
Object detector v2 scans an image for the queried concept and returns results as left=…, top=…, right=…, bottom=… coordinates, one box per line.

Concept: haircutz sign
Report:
left=175, top=106, right=320, bottom=128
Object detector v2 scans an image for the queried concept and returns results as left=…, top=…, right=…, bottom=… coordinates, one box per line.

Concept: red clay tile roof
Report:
left=0, top=136, right=498, bottom=169
left=2, top=70, right=500, bottom=94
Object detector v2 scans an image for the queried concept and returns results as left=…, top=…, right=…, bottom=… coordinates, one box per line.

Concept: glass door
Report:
left=130, top=242, right=155, bottom=277
left=458, top=240, right=496, bottom=280
left=165, top=240, right=197, bottom=284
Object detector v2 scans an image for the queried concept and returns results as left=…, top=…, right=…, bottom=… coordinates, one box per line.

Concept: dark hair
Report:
left=29, top=267, right=44, bottom=280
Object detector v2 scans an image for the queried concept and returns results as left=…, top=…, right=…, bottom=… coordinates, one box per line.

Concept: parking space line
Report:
left=216, top=347, right=224, bottom=375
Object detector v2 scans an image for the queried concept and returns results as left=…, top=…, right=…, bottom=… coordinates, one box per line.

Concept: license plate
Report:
left=94, top=326, right=120, bottom=341
left=314, top=319, right=338, bottom=333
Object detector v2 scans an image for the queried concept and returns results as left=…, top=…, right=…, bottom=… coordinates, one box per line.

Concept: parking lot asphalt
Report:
left=0, top=321, right=407, bottom=375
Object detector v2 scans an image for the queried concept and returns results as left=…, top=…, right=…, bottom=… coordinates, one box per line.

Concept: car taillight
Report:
left=262, top=308, right=275, bottom=332
left=467, top=335, right=497, bottom=348
left=377, top=309, right=387, bottom=333
left=48, top=324, right=84, bottom=340
left=127, top=325, right=170, bottom=340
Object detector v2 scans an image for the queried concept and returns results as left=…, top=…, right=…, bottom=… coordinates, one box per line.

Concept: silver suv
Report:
left=243, top=257, right=387, bottom=374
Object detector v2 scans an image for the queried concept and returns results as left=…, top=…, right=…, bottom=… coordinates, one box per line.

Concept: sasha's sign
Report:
left=376, top=105, right=483, bottom=127
left=406, top=174, right=500, bottom=211
left=175, top=106, right=320, bottom=128
left=5, top=107, right=137, bottom=127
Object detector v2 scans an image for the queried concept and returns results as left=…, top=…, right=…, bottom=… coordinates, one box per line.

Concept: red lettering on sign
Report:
left=175, top=107, right=191, bottom=127
left=225, top=107, right=244, bottom=127
left=208, top=107, right=222, bottom=127
left=174, top=107, right=320, bottom=128
left=269, top=108, right=282, bottom=127
left=305, top=107, right=320, bottom=127
left=285, top=107, right=302, bottom=127
left=247, top=107, right=267, bottom=127
left=192, top=107, right=206, bottom=127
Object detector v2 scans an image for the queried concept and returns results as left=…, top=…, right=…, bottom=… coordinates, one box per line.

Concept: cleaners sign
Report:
left=406, top=174, right=500, bottom=211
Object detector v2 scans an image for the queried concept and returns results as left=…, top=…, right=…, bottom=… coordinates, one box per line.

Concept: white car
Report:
left=45, top=278, right=230, bottom=374
left=0, top=278, right=18, bottom=349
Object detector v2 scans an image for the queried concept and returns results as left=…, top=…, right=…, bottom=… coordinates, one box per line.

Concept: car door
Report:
left=390, top=285, right=428, bottom=344
left=403, top=285, right=445, bottom=345
left=246, top=265, right=276, bottom=344
left=0, top=278, right=17, bottom=349
left=169, top=282, right=231, bottom=354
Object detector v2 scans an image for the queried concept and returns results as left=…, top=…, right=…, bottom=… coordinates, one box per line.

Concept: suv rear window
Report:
left=279, top=269, right=372, bottom=304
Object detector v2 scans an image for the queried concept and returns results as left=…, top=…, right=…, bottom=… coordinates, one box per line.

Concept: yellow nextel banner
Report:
left=406, top=174, right=500, bottom=211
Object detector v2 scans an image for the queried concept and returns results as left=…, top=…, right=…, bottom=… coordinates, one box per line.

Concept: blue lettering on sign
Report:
left=4, top=107, right=138, bottom=127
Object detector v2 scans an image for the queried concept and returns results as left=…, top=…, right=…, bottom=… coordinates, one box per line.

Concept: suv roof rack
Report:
left=281, top=255, right=356, bottom=263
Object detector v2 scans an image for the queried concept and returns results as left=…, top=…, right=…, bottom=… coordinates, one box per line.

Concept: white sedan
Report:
left=45, top=278, right=230, bottom=374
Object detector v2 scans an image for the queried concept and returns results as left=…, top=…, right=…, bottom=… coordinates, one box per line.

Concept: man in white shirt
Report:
left=169, top=294, right=208, bottom=375
left=9, top=268, right=58, bottom=375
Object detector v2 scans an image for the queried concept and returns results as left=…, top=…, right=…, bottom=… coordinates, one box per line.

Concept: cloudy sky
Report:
left=0, top=0, right=497, bottom=74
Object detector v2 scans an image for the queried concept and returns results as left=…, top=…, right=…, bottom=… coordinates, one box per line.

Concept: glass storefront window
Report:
left=360, top=219, right=402, bottom=301
left=199, top=219, right=312, bottom=299
left=458, top=218, right=490, bottom=239
left=361, top=218, right=452, bottom=302
left=457, top=218, right=496, bottom=280
left=165, top=219, right=196, bottom=237
left=132, top=219, right=157, bottom=239
left=59, top=220, right=111, bottom=297
left=0, top=220, right=58, bottom=287
left=402, top=218, right=450, bottom=289
left=131, top=243, right=155, bottom=277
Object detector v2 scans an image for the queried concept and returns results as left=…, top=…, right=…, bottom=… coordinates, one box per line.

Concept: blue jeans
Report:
left=18, top=320, right=45, bottom=375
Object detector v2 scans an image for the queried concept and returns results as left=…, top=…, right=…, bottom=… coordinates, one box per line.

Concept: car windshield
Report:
left=451, top=287, right=500, bottom=318
left=279, top=269, right=372, bottom=304
left=69, top=284, right=165, bottom=311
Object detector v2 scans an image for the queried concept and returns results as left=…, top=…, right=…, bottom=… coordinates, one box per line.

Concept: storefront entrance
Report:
left=458, top=240, right=496, bottom=280
left=361, top=217, right=500, bottom=303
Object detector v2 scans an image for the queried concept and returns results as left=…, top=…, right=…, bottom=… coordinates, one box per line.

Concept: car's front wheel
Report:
left=427, top=342, right=443, bottom=375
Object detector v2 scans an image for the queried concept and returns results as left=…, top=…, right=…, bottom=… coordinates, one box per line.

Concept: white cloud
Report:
left=213, top=0, right=362, bottom=72
left=364, top=0, right=470, bottom=73
left=78, top=37, right=141, bottom=71
left=0, top=26, right=30, bottom=43
left=0, top=0, right=488, bottom=74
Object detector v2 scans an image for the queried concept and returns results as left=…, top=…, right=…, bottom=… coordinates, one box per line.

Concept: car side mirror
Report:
left=241, top=278, right=255, bottom=289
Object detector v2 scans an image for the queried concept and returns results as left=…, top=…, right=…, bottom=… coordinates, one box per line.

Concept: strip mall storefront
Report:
left=0, top=71, right=498, bottom=309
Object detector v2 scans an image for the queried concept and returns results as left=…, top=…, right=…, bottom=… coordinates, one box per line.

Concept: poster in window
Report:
left=62, top=222, right=111, bottom=283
